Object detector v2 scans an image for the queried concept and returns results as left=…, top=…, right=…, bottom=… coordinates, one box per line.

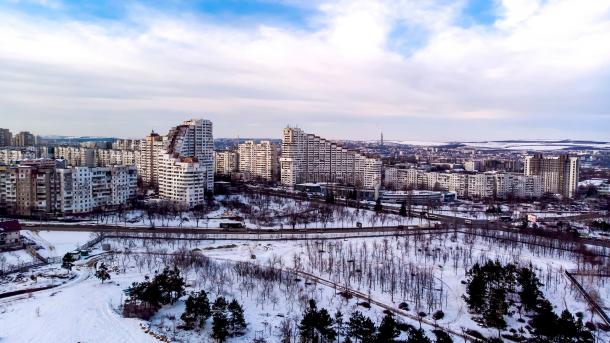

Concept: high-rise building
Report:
left=524, top=154, right=579, bottom=198
left=12, top=131, right=36, bottom=147
left=238, top=140, right=278, bottom=181
left=0, top=128, right=12, bottom=147
left=55, top=146, right=96, bottom=167
left=158, top=119, right=214, bottom=207
left=280, top=127, right=382, bottom=189
left=138, top=131, right=165, bottom=187
left=215, top=150, right=238, bottom=176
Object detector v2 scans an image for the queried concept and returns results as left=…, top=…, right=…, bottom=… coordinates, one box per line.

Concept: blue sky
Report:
left=1, top=0, right=609, bottom=141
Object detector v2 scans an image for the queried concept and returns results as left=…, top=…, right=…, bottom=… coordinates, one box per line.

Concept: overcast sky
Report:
left=1, top=0, right=609, bottom=141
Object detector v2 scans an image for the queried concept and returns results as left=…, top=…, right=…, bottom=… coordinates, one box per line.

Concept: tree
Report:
left=335, top=311, right=345, bottom=343
left=180, top=291, right=211, bottom=330
left=62, top=252, right=75, bottom=272
left=376, top=314, right=400, bottom=343
left=299, top=299, right=336, bottom=342
left=432, top=330, right=453, bottom=343
left=212, top=310, right=230, bottom=342
left=227, top=299, right=247, bottom=336
left=95, top=262, right=111, bottom=283
left=348, top=311, right=376, bottom=342
left=407, top=328, right=431, bottom=343
left=432, top=310, right=445, bottom=326
left=517, top=266, right=541, bottom=312
left=483, top=288, right=507, bottom=336
left=531, top=299, right=558, bottom=339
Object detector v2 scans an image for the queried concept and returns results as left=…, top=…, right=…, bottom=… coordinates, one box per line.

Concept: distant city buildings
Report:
left=525, top=153, right=580, bottom=198
left=0, top=128, right=12, bottom=147
left=280, top=127, right=382, bottom=189
left=138, top=131, right=164, bottom=188
left=12, top=131, right=36, bottom=147
left=238, top=140, right=278, bottom=181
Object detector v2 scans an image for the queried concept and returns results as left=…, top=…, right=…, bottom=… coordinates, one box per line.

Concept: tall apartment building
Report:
left=238, top=140, right=278, bottom=181
left=0, top=129, right=12, bottom=147
left=96, top=149, right=139, bottom=167
left=215, top=150, right=238, bottom=176
left=138, top=131, right=165, bottom=187
left=158, top=119, right=214, bottom=207
left=12, top=131, right=36, bottom=147
left=280, top=127, right=382, bottom=189
left=0, top=160, right=136, bottom=216
left=524, top=154, right=579, bottom=198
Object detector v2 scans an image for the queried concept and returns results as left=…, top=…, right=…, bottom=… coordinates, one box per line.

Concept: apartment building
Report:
left=55, top=146, right=96, bottom=167
left=138, top=131, right=165, bottom=187
left=0, top=128, right=12, bottom=147
left=524, top=154, right=580, bottom=198
left=280, top=127, right=382, bottom=189
left=158, top=119, right=214, bottom=207
left=384, top=167, right=543, bottom=199
left=215, top=150, right=238, bottom=176
left=96, top=149, right=139, bottom=167
left=0, top=161, right=137, bottom=216
left=12, top=131, right=36, bottom=147
left=238, top=140, right=278, bottom=181
left=112, top=139, right=141, bottom=151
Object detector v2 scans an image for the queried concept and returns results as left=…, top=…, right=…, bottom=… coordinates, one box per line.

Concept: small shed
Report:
left=0, top=220, right=22, bottom=251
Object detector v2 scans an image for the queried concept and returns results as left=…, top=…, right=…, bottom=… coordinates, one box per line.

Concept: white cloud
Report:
left=0, top=0, right=609, bottom=140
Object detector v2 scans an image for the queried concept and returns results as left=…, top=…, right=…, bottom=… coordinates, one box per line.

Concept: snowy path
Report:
left=0, top=264, right=155, bottom=343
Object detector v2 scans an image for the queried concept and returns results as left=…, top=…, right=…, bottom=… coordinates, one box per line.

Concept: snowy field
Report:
left=2, top=228, right=609, bottom=342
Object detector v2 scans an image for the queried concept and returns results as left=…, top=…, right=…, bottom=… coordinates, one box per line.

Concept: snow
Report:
left=22, top=230, right=97, bottom=258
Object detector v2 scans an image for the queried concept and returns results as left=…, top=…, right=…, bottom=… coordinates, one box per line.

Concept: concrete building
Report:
left=0, top=160, right=136, bottom=216
left=238, top=140, right=278, bottom=181
left=384, top=167, right=543, bottom=199
left=0, top=128, right=12, bottom=147
left=280, top=127, right=382, bottom=189
left=158, top=119, right=214, bottom=207
left=215, top=150, right=238, bottom=176
left=138, top=131, right=165, bottom=187
left=12, top=131, right=36, bottom=147
left=525, top=154, right=580, bottom=198
left=55, top=147, right=96, bottom=167
left=0, top=220, right=22, bottom=250
left=113, top=139, right=141, bottom=151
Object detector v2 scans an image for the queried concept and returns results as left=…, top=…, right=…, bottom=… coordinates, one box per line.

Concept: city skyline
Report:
left=1, top=0, right=609, bottom=141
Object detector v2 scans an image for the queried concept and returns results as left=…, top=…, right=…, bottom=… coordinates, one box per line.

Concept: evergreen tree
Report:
left=376, top=314, right=400, bottom=343
left=299, top=300, right=319, bottom=341
left=348, top=311, right=376, bottom=342
left=212, top=310, right=230, bottom=342
left=95, top=263, right=111, bottom=283
left=517, top=266, right=541, bottom=312
left=463, top=264, right=486, bottom=312
left=227, top=299, right=247, bottom=336
left=432, top=330, right=453, bottom=343
left=180, top=291, right=211, bottom=330
left=531, top=299, right=558, bottom=339
left=483, top=288, right=507, bottom=336
left=317, top=308, right=336, bottom=342
left=406, top=328, right=432, bottom=343
left=335, top=310, right=345, bottom=343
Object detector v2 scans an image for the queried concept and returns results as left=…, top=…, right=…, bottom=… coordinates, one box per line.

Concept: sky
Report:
left=0, top=0, right=609, bottom=142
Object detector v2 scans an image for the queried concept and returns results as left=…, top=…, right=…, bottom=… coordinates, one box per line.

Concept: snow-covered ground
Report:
left=2, top=229, right=609, bottom=342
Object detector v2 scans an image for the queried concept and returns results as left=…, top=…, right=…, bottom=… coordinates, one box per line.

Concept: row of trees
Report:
left=123, top=266, right=185, bottom=318
left=297, top=300, right=451, bottom=343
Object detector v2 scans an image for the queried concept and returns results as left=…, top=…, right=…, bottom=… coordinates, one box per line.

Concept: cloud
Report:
left=0, top=0, right=609, bottom=140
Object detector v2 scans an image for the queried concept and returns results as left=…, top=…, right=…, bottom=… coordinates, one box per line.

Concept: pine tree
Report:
left=483, top=288, right=507, bottom=336
left=376, top=314, right=399, bottom=343
left=180, top=291, right=211, bottom=330
left=531, top=299, right=558, bottom=339
left=95, top=262, right=111, bottom=283
left=316, top=308, right=336, bottom=342
left=212, top=310, right=230, bottom=342
left=227, top=299, right=247, bottom=336
left=348, top=311, right=376, bottom=342
left=432, top=330, right=453, bottom=343
left=335, top=311, right=345, bottom=343
left=374, top=198, right=382, bottom=213
left=299, top=300, right=319, bottom=341
left=406, top=328, right=431, bottom=343
left=517, top=266, right=541, bottom=312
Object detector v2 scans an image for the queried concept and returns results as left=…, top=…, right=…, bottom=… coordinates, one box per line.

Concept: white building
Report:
left=238, top=140, right=278, bottom=181
left=137, top=131, right=165, bottom=187
left=158, top=119, right=214, bottom=207
left=280, top=127, right=381, bottom=189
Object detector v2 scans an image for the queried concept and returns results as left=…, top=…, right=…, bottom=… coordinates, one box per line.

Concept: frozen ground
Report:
left=2, top=229, right=609, bottom=342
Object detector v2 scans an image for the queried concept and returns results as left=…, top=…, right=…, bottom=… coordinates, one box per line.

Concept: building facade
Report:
left=12, top=131, right=36, bottom=147
left=280, top=127, right=382, bottom=189
left=0, top=128, right=12, bottom=147
left=524, top=154, right=579, bottom=198
left=215, top=150, right=238, bottom=176
left=238, top=140, right=278, bottom=181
